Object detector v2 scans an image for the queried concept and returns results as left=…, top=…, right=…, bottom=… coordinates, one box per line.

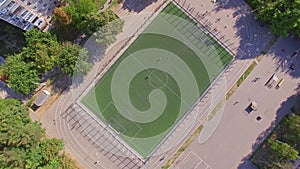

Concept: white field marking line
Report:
left=195, top=60, right=250, bottom=126
left=76, top=100, right=145, bottom=159
left=157, top=11, right=230, bottom=95
left=176, top=1, right=236, bottom=57
left=77, top=2, right=168, bottom=105
left=148, top=74, right=225, bottom=169
left=82, top=95, right=143, bottom=144
left=121, top=49, right=184, bottom=103
left=107, top=104, right=164, bottom=157
left=163, top=1, right=254, bottom=167
left=131, top=58, right=233, bottom=160
left=163, top=62, right=228, bottom=137
left=108, top=116, right=127, bottom=135
left=81, top=99, right=112, bottom=120
left=80, top=67, right=178, bottom=157
left=180, top=151, right=202, bottom=167
left=135, top=51, right=225, bottom=119
left=149, top=69, right=169, bottom=89
left=163, top=80, right=225, bottom=150
left=192, top=152, right=212, bottom=169
left=70, top=1, right=170, bottom=164
left=80, top=1, right=211, bottom=111
left=107, top=124, right=121, bottom=137
left=58, top=110, right=99, bottom=169
left=89, top=99, right=145, bottom=142
left=101, top=101, right=114, bottom=115
left=159, top=10, right=221, bottom=66
left=131, top=55, right=190, bottom=108
left=126, top=120, right=143, bottom=143
left=118, top=20, right=198, bottom=103
left=176, top=151, right=212, bottom=169
left=195, top=60, right=250, bottom=125
left=131, top=124, right=180, bottom=160
left=83, top=4, right=232, bottom=164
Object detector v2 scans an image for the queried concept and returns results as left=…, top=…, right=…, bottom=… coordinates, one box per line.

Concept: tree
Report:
left=0, top=27, right=94, bottom=93
left=249, top=0, right=300, bottom=36
left=25, top=139, right=64, bottom=168
left=94, top=18, right=124, bottom=45
left=268, top=139, right=299, bottom=164
left=25, top=29, right=58, bottom=48
left=53, top=7, right=72, bottom=25
left=23, top=29, right=61, bottom=74
left=0, top=148, right=27, bottom=168
left=0, top=99, right=44, bottom=148
left=278, top=114, right=300, bottom=152
left=82, top=10, right=118, bottom=34
left=0, top=99, right=79, bottom=169
left=1, top=55, right=39, bottom=94
left=65, top=0, right=96, bottom=30
left=58, top=42, right=92, bottom=76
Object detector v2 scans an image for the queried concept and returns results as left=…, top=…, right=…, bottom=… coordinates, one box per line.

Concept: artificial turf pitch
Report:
left=81, top=2, right=233, bottom=158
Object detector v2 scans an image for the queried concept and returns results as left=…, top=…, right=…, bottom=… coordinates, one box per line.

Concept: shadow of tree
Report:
left=83, top=35, right=106, bottom=64
left=49, top=71, right=72, bottom=94
left=212, top=0, right=274, bottom=60
left=214, top=0, right=300, bottom=78
left=266, top=36, right=300, bottom=78
left=121, top=0, right=158, bottom=13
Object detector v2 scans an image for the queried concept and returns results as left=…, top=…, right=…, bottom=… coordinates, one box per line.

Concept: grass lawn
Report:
left=81, top=2, right=233, bottom=158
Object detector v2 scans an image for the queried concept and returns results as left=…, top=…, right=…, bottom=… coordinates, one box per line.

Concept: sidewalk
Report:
left=170, top=36, right=300, bottom=169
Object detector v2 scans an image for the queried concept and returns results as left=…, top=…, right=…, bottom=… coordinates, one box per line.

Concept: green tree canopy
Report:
left=1, top=55, right=39, bottom=94
left=65, top=0, right=96, bottom=30
left=0, top=99, right=43, bottom=148
left=83, top=10, right=119, bottom=34
left=249, top=0, right=300, bottom=36
left=57, top=42, right=92, bottom=76
left=0, top=28, right=91, bottom=94
left=22, top=29, right=61, bottom=74
left=277, top=114, right=300, bottom=151
left=0, top=99, right=78, bottom=169
left=53, top=7, right=72, bottom=25
left=268, top=139, right=299, bottom=162
left=94, top=18, right=124, bottom=45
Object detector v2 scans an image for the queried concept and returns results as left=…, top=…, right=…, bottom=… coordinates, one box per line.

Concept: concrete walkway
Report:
left=170, top=36, right=300, bottom=169
left=38, top=0, right=286, bottom=168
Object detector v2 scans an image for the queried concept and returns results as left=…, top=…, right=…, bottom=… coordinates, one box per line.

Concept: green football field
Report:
left=81, top=2, right=233, bottom=158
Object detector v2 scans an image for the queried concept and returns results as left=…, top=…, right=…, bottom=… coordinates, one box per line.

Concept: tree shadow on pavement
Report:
left=237, top=90, right=299, bottom=169
left=267, top=36, right=300, bottom=78
left=83, top=35, right=106, bottom=64
left=50, top=72, right=73, bottom=94
left=213, top=1, right=300, bottom=79
left=213, top=1, right=274, bottom=61
left=121, top=0, right=158, bottom=13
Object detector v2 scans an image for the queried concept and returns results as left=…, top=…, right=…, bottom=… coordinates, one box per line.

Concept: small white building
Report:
left=34, top=89, right=50, bottom=107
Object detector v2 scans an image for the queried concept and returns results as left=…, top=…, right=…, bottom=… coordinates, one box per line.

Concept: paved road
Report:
left=38, top=0, right=288, bottom=168
left=171, top=36, right=300, bottom=169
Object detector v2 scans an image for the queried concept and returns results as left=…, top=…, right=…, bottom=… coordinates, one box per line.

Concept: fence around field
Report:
left=70, top=0, right=237, bottom=165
